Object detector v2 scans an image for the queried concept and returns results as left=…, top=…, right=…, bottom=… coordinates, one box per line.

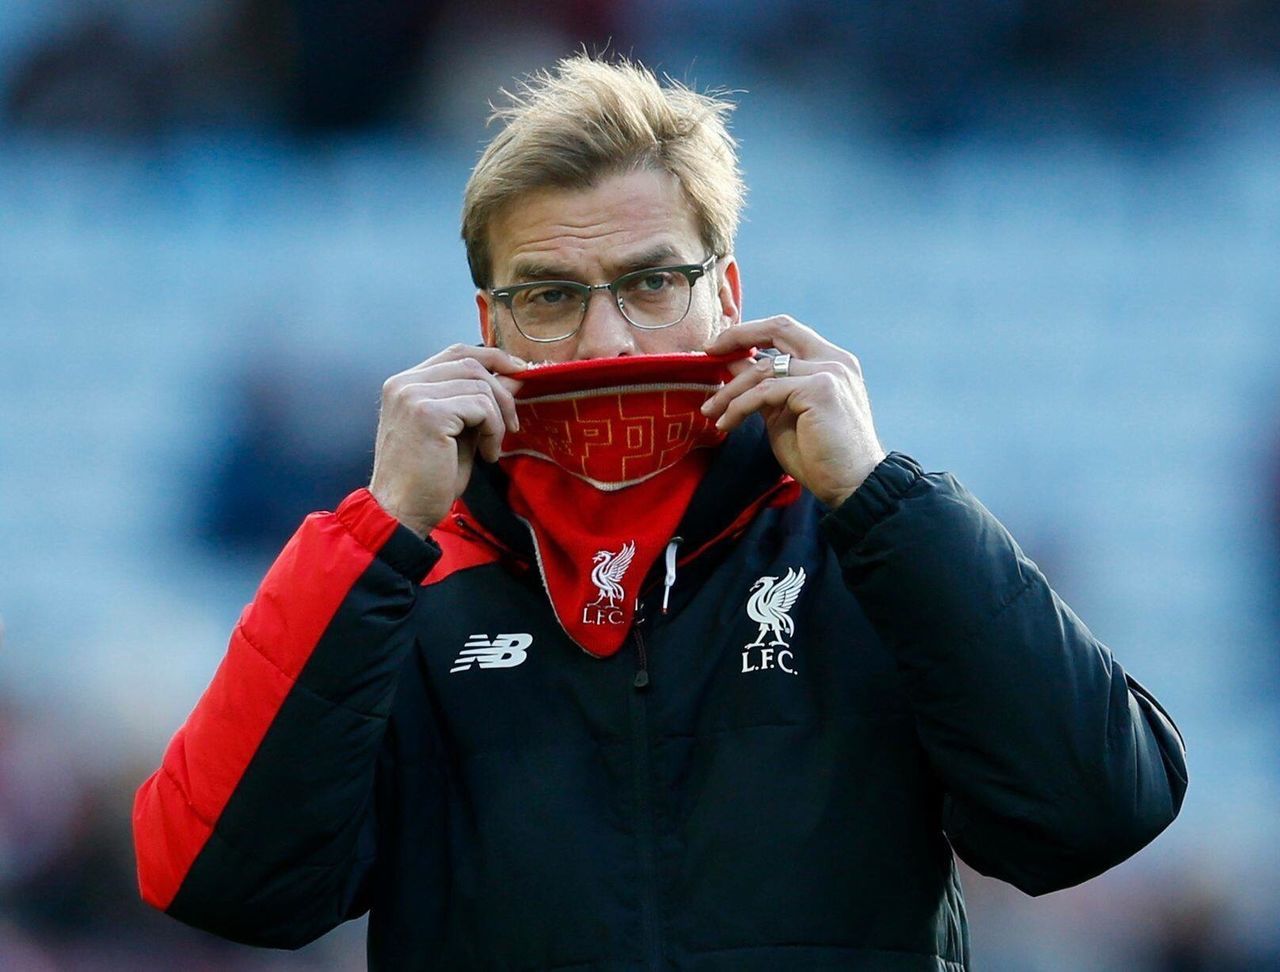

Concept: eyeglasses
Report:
left=489, top=254, right=718, bottom=343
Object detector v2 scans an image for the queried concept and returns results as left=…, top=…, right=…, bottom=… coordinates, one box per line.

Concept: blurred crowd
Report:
left=3, top=2, right=1280, bottom=970
left=3, top=1, right=1280, bottom=141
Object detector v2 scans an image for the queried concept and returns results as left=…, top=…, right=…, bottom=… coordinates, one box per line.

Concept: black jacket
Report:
left=133, top=418, right=1188, bottom=970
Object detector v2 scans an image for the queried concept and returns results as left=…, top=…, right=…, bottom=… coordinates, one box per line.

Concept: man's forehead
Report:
left=487, top=170, right=703, bottom=278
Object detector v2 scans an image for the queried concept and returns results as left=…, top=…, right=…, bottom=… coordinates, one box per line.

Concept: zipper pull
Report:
left=633, top=602, right=650, bottom=690
left=660, top=536, right=683, bottom=614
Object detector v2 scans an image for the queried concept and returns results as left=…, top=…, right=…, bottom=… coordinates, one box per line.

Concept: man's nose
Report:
left=572, top=287, right=637, bottom=359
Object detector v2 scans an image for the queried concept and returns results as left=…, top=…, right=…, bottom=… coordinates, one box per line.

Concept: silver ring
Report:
left=771, top=353, right=792, bottom=379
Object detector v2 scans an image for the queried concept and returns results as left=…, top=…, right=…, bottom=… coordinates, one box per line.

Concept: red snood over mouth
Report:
left=498, top=351, right=749, bottom=658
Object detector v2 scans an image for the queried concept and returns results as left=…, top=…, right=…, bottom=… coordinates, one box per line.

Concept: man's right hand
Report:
left=369, top=345, right=527, bottom=538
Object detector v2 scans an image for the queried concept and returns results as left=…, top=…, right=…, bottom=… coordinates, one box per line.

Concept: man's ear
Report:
left=717, top=256, right=742, bottom=328
left=476, top=291, right=496, bottom=346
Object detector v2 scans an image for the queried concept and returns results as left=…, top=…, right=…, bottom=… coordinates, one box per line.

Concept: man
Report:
left=134, top=55, right=1187, bottom=970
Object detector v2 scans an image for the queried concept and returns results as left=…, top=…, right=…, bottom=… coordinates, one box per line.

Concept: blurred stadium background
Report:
left=2, top=1, right=1279, bottom=968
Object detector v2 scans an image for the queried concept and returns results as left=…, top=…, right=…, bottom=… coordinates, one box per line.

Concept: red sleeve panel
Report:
left=132, top=489, right=437, bottom=945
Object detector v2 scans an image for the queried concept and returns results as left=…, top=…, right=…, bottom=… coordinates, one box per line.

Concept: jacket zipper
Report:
left=629, top=608, right=662, bottom=971
left=451, top=513, right=524, bottom=566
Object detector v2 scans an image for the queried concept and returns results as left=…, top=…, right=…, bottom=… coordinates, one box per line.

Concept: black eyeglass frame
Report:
left=488, top=254, right=718, bottom=344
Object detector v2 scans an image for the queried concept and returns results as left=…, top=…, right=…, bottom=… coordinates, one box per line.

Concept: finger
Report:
left=432, top=393, right=505, bottom=462
left=433, top=343, right=529, bottom=376
left=396, top=359, right=521, bottom=432
left=494, top=373, right=525, bottom=403
left=385, top=350, right=517, bottom=401
left=703, top=355, right=835, bottom=420
left=394, top=344, right=528, bottom=382
left=705, top=315, right=849, bottom=364
left=702, top=355, right=775, bottom=420
left=406, top=378, right=504, bottom=411
left=431, top=362, right=521, bottom=434
left=715, top=375, right=809, bottom=432
left=468, top=394, right=508, bottom=464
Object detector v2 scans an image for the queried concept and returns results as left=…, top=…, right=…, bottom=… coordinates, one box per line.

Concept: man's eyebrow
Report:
left=615, top=245, right=684, bottom=274
left=508, top=260, right=576, bottom=282
left=506, top=245, right=688, bottom=284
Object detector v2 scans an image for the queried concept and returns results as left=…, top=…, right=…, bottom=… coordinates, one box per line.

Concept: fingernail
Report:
left=700, top=400, right=712, bottom=414
left=512, top=357, right=528, bottom=368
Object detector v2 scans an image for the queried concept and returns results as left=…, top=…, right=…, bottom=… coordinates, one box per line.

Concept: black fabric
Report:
left=461, top=459, right=535, bottom=561
left=821, top=458, right=1188, bottom=896
left=376, top=522, right=440, bottom=584
left=673, top=413, right=785, bottom=552
left=167, top=539, right=431, bottom=946
left=821, top=451, right=925, bottom=542
left=160, top=430, right=1187, bottom=968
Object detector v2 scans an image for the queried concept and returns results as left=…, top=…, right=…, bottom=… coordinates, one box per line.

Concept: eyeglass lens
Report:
left=511, top=269, right=694, bottom=339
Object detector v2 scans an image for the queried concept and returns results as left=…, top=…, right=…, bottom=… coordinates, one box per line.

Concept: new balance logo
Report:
left=449, top=633, right=532, bottom=674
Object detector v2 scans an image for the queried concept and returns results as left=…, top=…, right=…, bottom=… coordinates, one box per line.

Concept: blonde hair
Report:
left=462, top=54, right=744, bottom=287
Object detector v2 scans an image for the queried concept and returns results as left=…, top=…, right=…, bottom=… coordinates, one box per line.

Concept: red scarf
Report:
left=499, top=352, right=748, bottom=657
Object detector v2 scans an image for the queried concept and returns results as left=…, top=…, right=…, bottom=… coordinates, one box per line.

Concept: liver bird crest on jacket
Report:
left=589, top=541, right=635, bottom=609
left=746, top=568, right=807, bottom=647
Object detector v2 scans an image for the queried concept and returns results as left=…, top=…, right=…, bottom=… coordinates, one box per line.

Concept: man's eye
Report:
left=628, top=271, right=675, bottom=294
left=525, top=286, right=570, bottom=306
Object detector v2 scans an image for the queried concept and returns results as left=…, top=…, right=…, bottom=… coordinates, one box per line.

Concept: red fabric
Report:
left=132, top=490, right=391, bottom=909
left=424, top=508, right=507, bottom=588
left=499, top=352, right=748, bottom=657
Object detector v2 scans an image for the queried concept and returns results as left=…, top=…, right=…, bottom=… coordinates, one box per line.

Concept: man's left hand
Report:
left=702, top=316, right=887, bottom=509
